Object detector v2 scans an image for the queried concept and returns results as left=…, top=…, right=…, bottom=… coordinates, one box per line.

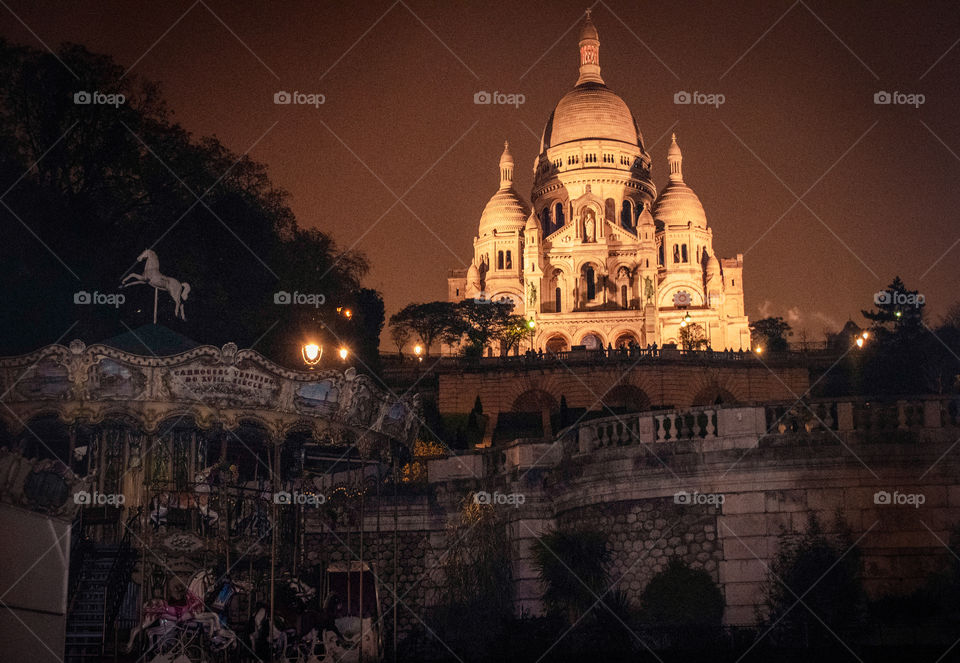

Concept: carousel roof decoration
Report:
left=0, top=334, right=421, bottom=450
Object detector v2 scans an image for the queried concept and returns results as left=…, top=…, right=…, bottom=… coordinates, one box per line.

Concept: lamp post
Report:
left=414, top=345, right=423, bottom=362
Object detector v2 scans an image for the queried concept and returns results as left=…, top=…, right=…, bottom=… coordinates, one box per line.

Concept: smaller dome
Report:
left=653, top=134, right=707, bottom=229
left=479, top=141, right=531, bottom=236
left=705, top=252, right=721, bottom=281
left=525, top=213, right=540, bottom=232
left=467, top=262, right=480, bottom=281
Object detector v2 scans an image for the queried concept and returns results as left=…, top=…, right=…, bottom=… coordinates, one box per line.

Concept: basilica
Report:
left=447, top=12, right=750, bottom=353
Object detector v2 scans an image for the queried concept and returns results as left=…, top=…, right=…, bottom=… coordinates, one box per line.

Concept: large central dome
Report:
left=542, top=82, right=641, bottom=149
left=539, top=10, right=642, bottom=151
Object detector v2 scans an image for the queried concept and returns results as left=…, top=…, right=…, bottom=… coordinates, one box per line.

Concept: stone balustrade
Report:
left=569, top=396, right=960, bottom=455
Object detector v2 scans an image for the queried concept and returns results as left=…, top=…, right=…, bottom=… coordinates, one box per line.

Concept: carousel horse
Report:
left=121, top=249, right=191, bottom=320
left=125, top=575, right=203, bottom=652
left=249, top=575, right=322, bottom=658
left=126, top=569, right=242, bottom=653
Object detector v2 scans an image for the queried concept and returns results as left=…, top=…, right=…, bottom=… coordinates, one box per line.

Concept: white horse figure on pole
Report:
left=121, top=249, right=191, bottom=321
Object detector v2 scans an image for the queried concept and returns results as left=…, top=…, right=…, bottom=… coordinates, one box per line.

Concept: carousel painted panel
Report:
left=163, top=359, right=283, bottom=408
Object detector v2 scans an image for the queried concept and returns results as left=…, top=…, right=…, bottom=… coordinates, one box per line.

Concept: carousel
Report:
left=0, top=324, right=420, bottom=663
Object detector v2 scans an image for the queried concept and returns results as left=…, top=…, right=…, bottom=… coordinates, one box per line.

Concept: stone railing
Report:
left=569, top=396, right=960, bottom=454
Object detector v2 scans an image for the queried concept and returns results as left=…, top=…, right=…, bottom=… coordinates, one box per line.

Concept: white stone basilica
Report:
left=447, top=12, right=750, bottom=353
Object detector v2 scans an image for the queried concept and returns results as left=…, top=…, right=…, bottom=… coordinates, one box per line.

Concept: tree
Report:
left=389, top=321, right=411, bottom=355
left=750, top=316, right=791, bottom=352
left=455, top=299, right=514, bottom=356
left=861, top=275, right=925, bottom=338
left=0, top=40, right=373, bottom=363
left=764, top=513, right=865, bottom=647
left=679, top=322, right=707, bottom=351
left=388, top=301, right=460, bottom=356
left=499, top=314, right=535, bottom=355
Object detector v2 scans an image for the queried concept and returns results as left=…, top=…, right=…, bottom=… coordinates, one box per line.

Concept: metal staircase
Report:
left=64, top=511, right=139, bottom=662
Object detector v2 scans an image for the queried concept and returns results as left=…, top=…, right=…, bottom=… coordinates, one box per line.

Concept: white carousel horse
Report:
left=121, top=249, right=191, bottom=320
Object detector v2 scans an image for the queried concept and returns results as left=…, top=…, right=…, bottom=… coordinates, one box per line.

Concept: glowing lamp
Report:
left=302, top=343, right=322, bottom=366
left=755, top=346, right=764, bottom=354
left=414, top=345, right=423, bottom=356
left=338, top=347, right=349, bottom=360
left=855, top=337, right=864, bottom=348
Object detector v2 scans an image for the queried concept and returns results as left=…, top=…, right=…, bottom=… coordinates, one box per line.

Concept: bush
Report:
left=763, top=513, right=866, bottom=647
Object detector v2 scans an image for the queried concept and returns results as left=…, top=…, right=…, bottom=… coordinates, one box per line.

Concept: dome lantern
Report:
left=668, top=133, right=683, bottom=182
left=499, top=141, right=514, bottom=190
left=577, top=9, right=602, bottom=85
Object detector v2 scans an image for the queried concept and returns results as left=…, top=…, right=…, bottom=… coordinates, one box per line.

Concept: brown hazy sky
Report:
left=3, top=0, right=960, bottom=338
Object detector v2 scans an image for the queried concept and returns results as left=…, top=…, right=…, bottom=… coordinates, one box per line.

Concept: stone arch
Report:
left=612, top=331, right=639, bottom=348
left=601, top=384, right=652, bottom=413
left=511, top=389, right=559, bottom=413
left=579, top=331, right=604, bottom=350
left=691, top=385, right=740, bottom=406
left=544, top=333, right=570, bottom=354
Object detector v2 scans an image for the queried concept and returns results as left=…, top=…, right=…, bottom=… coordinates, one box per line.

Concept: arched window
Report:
left=555, top=286, right=562, bottom=312
left=505, top=251, right=512, bottom=269
left=540, top=207, right=551, bottom=232
left=681, top=244, right=688, bottom=263
left=586, top=266, right=596, bottom=300
left=673, top=244, right=680, bottom=263
left=605, top=198, right=616, bottom=221
left=621, top=200, right=633, bottom=229
left=658, top=245, right=664, bottom=266
left=554, top=202, right=565, bottom=226
left=621, top=284, right=628, bottom=308
left=497, top=251, right=504, bottom=270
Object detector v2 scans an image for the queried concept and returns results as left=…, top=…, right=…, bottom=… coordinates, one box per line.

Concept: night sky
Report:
left=3, top=0, right=960, bottom=339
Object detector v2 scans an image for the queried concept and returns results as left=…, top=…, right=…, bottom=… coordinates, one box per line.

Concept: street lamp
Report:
left=414, top=345, right=423, bottom=362
left=338, top=347, right=349, bottom=361
left=680, top=312, right=691, bottom=328
left=301, top=343, right=322, bottom=367
left=754, top=346, right=764, bottom=355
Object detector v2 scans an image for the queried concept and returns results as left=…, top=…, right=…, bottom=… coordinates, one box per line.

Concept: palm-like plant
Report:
left=531, top=527, right=611, bottom=624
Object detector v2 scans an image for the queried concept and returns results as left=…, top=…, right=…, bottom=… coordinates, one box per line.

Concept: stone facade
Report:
left=448, top=13, right=750, bottom=353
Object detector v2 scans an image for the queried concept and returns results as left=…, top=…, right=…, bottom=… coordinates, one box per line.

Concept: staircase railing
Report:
left=66, top=510, right=90, bottom=615
left=101, top=507, right=141, bottom=647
